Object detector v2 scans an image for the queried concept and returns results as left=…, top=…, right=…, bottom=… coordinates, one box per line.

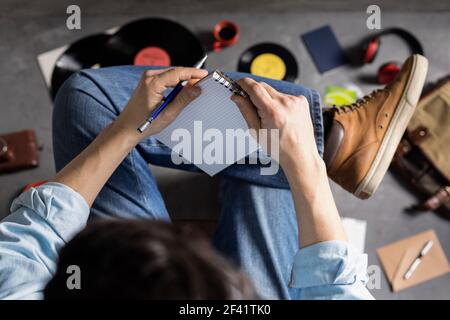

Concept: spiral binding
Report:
left=212, top=70, right=247, bottom=97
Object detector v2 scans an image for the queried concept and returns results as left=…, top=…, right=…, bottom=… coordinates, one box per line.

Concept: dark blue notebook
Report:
left=301, top=25, right=348, bottom=73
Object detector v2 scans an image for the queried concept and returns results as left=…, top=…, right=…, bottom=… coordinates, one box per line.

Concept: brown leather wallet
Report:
left=0, top=130, right=39, bottom=174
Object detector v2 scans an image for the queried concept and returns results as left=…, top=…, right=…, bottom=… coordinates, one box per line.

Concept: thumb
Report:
left=231, top=94, right=261, bottom=130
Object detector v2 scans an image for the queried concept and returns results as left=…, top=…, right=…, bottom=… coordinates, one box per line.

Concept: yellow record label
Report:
left=250, top=53, right=286, bottom=80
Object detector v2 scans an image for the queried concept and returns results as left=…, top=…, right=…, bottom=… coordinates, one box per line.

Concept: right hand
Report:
left=231, top=78, right=322, bottom=170
left=115, top=67, right=208, bottom=144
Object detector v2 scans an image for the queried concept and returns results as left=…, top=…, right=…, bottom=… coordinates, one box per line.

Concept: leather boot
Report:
left=324, top=54, right=428, bottom=199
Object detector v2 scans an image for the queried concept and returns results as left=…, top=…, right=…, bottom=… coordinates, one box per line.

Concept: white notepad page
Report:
left=154, top=72, right=260, bottom=176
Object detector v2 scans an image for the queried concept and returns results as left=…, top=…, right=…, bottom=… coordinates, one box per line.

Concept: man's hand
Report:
left=52, top=67, right=206, bottom=206
left=231, top=78, right=322, bottom=171
left=115, top=67, right=208, bottom=144
left=232, top=78, right=346, bottom=247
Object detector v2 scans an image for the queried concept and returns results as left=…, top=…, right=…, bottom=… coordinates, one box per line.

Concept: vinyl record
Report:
left=238, top=43, right=298, bottom=81
left=51, top=33, right=110, bottom=99
left=103, top=18, right=205, bottom=67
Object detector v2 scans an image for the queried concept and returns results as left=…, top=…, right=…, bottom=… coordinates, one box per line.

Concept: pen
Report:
left=137, top=54, right=208, bottom=133
left=403, top=240, right=434, bottom=280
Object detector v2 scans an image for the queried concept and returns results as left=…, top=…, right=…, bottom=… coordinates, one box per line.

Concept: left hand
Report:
left=231, top=78, right=320, bottom=170
left=115, top=67, right=208, bottom=143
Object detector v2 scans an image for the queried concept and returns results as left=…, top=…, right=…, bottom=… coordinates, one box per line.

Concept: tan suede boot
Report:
left=324, top=54, right=428, bottom=199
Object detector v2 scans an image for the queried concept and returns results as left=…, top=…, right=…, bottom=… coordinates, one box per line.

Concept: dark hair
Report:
left=44, top=219, right=256, bottom=299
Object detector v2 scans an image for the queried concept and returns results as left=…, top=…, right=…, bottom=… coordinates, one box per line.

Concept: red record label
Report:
left=134, top=46, right=171, bottom=66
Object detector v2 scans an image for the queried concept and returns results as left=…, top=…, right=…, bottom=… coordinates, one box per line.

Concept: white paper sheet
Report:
left=341, top=217, right=367, bottom=254
left=155, top=73, right=260, bottom=176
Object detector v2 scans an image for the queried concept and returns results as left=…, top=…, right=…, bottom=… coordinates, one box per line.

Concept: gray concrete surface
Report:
left=1, top=0, right=450, bottom=299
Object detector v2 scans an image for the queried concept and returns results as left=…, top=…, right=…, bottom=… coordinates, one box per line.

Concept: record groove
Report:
left=103, top=18, right=205, bottom=67
left=51, top=33, right=110, bottom=99
left=50, top=18, right=205, bottom=99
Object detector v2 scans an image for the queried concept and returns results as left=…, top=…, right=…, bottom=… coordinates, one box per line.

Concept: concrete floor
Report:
left=1, top=0, right=450, bottom=299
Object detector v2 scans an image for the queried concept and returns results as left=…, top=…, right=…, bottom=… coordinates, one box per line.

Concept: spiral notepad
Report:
left=154, top=70, right=261, bottom=176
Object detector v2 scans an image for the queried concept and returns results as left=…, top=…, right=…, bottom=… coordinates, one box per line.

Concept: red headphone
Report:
left=362, top=28, right=424, bottom=85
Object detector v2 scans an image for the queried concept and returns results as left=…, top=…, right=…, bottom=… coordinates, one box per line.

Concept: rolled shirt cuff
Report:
left=10, top=182, right=90, bottom=242
left=290, top=240, right=369, bottom=288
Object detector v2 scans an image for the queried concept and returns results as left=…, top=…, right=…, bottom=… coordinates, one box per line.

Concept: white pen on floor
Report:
left=403, top=240, right=434, bottom=280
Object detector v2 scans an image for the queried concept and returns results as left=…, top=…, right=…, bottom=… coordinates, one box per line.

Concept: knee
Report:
left=53, top=72, right=92, bottom=123
left=52, top=71, right=113, bottom=155
left=52, top=72, right=109, bottom=169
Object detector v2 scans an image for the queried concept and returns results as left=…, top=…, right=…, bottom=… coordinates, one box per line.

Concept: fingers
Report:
left=162, top=84, right=202, bottom=119
left=238, top=78, right=270, bottom=104
left=259, top=82, right=307, bottom=111
left=150, top=67, right=208, bottom=94
left=237, top=78, right=273, bottom=109
left=186, top=78, right=202, bottom=86
left=231, top=94, right=261, bottom=130
left=142, top=68, right=171, bottom=78
left=259, top=82, right=283, bottom=98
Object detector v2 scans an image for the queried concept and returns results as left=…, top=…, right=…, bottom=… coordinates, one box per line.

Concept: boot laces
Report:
left=332, top=89, right=385, bottom=114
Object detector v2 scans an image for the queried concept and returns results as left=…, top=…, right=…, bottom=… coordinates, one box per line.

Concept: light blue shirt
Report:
left=0, top=183, right=373, bottom=299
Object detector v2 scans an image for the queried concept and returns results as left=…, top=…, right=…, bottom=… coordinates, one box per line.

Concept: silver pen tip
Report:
left=196, top=54, right=208, bottom=68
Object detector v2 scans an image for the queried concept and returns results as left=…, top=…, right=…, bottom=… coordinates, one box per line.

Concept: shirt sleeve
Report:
left=289, top=240, right=374, bottom=300
left=0, top=182, right=89, bottom=300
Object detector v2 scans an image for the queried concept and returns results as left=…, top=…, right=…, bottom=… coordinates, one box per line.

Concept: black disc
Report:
left=51, top=33, right=110, bottom=99
left=103, top=18, right=205, bottom=67
left=237, top=43, right=298, bottom=82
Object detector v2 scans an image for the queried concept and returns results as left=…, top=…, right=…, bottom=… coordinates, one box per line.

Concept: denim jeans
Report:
left=52, top=66, right=324, bottom=299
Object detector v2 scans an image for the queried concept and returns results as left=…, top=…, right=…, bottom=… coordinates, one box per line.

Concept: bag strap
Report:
left=417, top=186, right=450, bottom=211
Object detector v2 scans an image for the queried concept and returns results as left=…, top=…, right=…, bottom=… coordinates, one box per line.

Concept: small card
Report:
left=377, top=229, right=450, bottom=292
left=301, top=25, right=348, bottom=73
